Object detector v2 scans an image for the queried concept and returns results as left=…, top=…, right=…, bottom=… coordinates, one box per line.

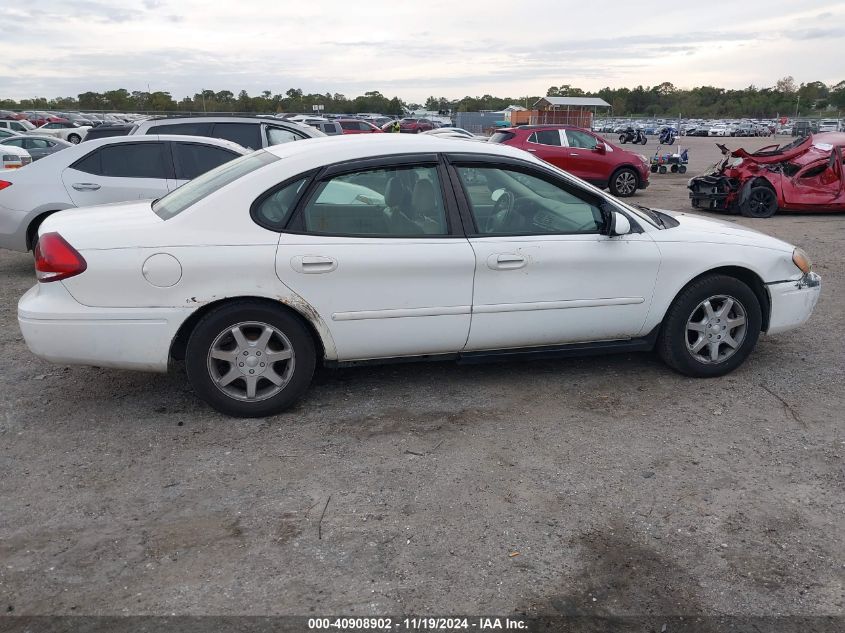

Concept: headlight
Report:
left=792, top=248, right=812, bottom=274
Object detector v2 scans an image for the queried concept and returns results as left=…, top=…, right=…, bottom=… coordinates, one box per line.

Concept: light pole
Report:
left=795, top=94, right=800, bottom=118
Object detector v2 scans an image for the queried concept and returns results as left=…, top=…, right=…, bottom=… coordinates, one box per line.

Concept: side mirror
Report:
left=594, top=141, right=607, bottom=154
left=610, top=212, right=631, bottom=236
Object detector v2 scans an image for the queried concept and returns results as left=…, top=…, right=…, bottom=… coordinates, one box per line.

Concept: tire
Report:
left=185, top=301, right=316, bottom=417
left=670, top=164, right=679, bottom=173
left=650, top=164, right=658, bottom=173
left=658, top=165, right=667, bottom=174
left=67, top=133, right=81, bottom=144
left=678, top=165, right=687, bottom=174
left=657, top=274, right=762, bottom=377
left=609, top=167, right=638, bottom=197
left=739, top=185, right=778, bottom=218
left=640, top=137, right=647, bottom=145
left=619, top=135, right=627, bottom=144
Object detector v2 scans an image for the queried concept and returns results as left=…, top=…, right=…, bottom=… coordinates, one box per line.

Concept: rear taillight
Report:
left=0, top=180, right=11, bottom=191
left=34, top=232, right=87, bottom=282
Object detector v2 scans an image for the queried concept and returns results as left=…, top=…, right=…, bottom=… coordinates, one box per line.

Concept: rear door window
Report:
left=98, top=143, right=170, bottom=178
left=529, top=130, right=563, bottom=146
left=172, top=142, right=240, bottom=180
left=211, top=123, right=261, bottom=150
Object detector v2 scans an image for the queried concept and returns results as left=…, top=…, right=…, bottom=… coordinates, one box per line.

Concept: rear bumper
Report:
left=18, top=283, right=190, bottom=372
left=0, top=203, right=30, bottom=252
left=766, top=273, right=821, bottom=335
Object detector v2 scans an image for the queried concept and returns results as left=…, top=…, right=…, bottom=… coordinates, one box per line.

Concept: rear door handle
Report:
left=487, top=253, right=527, bottom=270
left=72, top=183, right=101, bottom=191
left=290, top=255, right=337, bottom=274
left=525, top=148, right=537, bottom=152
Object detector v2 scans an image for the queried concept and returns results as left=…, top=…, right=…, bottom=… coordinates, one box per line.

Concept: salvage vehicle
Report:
left=688, top=133, right=845, bottom=217
left=18, top=135, right=821, bottom=417
left=490, top=125, right=650, bottom=197
left=0, top=135, right=248, bottom=252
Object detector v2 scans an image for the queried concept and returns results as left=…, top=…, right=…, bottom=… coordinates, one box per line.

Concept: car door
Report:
left=523, top=129, right=573, bottom=171
left=23, top=137, right=52, bottom=160
left=562, top=129, right=611, bottom=184
left=447, top=155, right=661, bottom=351
left=266, top=155, right=476, bottom=361
left=170, top=141, right=243, bottom=188
left=61, top=141, right=173, bottom=206
left=780, top=149, right=845, bottom=210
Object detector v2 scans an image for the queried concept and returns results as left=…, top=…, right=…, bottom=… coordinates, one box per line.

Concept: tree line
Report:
left=2, top=76, right=843, bottom=117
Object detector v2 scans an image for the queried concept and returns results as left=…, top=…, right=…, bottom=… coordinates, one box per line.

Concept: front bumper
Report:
left=688, top=175, right=738, bottom=210
left=766, top=272, right=821, bottom=335
left=18, top=282, right=190, bottom=372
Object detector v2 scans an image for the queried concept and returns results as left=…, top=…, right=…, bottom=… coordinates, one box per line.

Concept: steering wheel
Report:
left=486, top=190, right=515, bottom=232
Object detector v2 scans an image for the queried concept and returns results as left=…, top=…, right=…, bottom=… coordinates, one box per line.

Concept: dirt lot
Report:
left=1, top=135, right=843, bottom=622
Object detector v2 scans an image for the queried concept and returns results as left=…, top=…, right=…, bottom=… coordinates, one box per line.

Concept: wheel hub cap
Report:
left=685, top=295, right=747, bottom=364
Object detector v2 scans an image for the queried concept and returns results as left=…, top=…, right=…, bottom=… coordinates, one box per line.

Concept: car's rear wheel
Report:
left=185, top=301, right=316, bottom=417
left=739, top=186, right=778, bottom=218
left=618, top=134, right=627, bottom=144
left=609, top=168, right=638, bottom=197
left=657, top=275, right=761, bottom=377
left=67, top=133, right=81, bottom=144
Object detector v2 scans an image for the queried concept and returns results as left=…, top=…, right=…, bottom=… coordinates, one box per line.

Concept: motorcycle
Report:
left=618, top=126, right=647, bottom=145
left=659, top=128, right=677, bottom=145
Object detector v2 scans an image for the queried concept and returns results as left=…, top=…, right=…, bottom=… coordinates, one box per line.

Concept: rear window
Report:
left=488, top=131, right=515, bottom=144
left=152, top=151, right=278, bottom=220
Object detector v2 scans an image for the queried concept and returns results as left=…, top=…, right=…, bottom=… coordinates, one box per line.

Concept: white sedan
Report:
left=0, top=134, right=248, bottom=251
left=18, top=135, right=821, bottom=417
left=31, top=120, right=91, bottom=144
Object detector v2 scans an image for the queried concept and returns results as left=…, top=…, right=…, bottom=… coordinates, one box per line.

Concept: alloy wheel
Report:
left=685, top=295, right=747, bottom=364
left=615, top=171, right=637, bottom=196
left=206, top=321, right=296, bottom=401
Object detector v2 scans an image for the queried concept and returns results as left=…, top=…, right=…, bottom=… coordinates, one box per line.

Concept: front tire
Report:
left=657, top=275, right=761, bottom=377
left=67, top=133, right=81, bottom=144
left=619, top=135, right=627, bottom=144
left=740, top=185, right=778, bottom=218
left=185, top=301, right=316, bottom=417
left=609, top=167, right=638, bottom=197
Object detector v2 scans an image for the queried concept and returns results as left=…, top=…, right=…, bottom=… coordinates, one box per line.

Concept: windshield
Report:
left=152, top=151, right=278, bottom=220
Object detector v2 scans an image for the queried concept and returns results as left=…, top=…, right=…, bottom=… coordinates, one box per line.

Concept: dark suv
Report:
left=490, top=125, right=650, bottom=197
left=130, top=116, right=324, bottom=150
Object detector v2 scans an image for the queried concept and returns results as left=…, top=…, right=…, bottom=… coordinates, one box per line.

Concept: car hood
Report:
left=40, top=200, right=163, bottom=250
left=652, top=210, right=794, bottom=253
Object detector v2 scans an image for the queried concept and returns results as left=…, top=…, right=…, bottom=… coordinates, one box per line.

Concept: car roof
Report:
left=1, top=134, right=71, bottom=144
left=81, top=134, right=250, bottom=153
left=262, top=133, right=530, bottom=167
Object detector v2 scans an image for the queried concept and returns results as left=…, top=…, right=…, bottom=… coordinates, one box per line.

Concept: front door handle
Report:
left=487, top=253, right=527, bottom=270
left=290, top=255, right=337, bottom=274
left=72, top=183, right=101, bottom=191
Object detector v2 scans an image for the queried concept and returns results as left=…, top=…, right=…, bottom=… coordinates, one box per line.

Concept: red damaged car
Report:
left=688, top=133, right=845, bottom=217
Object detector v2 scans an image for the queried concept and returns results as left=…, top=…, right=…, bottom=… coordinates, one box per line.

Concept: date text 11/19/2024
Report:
left=307, top=617, right=528, bottom=630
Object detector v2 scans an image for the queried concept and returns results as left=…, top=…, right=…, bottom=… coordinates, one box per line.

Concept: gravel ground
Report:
left=1, top=135, right=842, bottom=622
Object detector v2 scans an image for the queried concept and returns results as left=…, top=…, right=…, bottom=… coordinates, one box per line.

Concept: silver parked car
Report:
left=0, top=135, right=72, bottom=160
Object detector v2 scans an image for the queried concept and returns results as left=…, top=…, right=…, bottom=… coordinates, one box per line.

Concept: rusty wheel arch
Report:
left=169, top=296, right=327, bottom=366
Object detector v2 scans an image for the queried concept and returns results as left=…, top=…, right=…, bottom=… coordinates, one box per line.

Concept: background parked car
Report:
left=338, top=119, right=384, bottom=134
left=398, top=118, right=436, bottom=133
left=0, top=135, right=71, bottom=160
left=83, top=123, right=135, bottom=141
left=490, top=125, right=650, bottom=197
left=130, top=116, right=324, bottom=150
left=1, top=145, right=32, bottom=170
left=32, top=120, right=90, bottom=144
left=0, top=119, right=37, bottom=135
left=0, top=135, right=249, bottom=252
left=0, top=129, right=20, bottom=140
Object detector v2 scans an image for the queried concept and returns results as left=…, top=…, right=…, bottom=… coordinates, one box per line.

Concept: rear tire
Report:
left=657, top=275, right=761, bottom=377
left=619, top=135, right=627, bottom=144
left=67, top=133, right=81, bottom=144
left=185, top=301, right=316, bottom=417
left=739, top=185, right=778, bottom=218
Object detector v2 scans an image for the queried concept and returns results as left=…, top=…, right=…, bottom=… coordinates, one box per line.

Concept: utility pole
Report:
left=795, top=95, right=800, bottom=118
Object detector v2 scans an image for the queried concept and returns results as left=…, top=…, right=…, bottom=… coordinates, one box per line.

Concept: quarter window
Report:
left=253, top=177, right=310, bottom=229
left=266, top=126, right=302, bottom=145
left=298, top=165, right=448, bottom=236
left=454, top=166, right=605, bottom=235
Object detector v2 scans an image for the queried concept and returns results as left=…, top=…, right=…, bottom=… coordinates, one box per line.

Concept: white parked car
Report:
left=0, top=135, right=248, bottom=251
left=31, top=120, right=91, bottom=144
left=0, top=119, right=37, bottom=134
left=18, top=135, right=821, bottom=418
left=1, top=144, right=32, bottom=170
left=709, top=124, right=731, bottom=137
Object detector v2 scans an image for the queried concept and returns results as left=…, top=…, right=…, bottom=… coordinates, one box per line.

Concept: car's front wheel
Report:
left=739, top=185, right=778, bottom=218
left=67, top=133, right=82, bottom=144
left=609, top=167, right=639, bottom=197
left=657, top=275, right=761, bottom=377
left=185, top=301, right=316, bottom=417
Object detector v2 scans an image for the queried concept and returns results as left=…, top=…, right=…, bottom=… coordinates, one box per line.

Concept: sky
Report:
left=2, top=0, right=844, bottom=102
